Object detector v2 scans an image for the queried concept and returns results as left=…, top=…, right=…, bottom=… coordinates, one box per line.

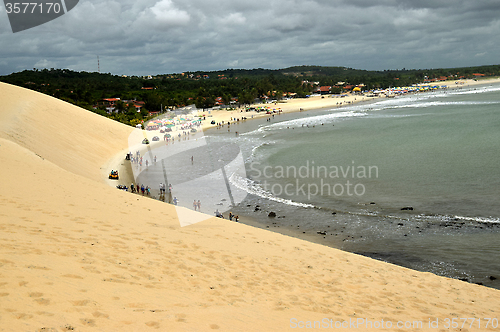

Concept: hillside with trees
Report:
left=1, top=64, right=499, bottom=126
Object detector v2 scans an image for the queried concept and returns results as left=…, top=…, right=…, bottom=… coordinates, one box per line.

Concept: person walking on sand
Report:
left=130, top=183, right=135, bottom=193
left=173, top=197, right=178, bottom=205
left=141, top=184, right=145, bottom=195
left=197, top=200, right=201, bottom=211
left=193, top=200, right=197, bottom=211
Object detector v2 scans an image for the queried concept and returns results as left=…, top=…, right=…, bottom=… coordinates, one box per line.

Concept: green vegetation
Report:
left=1, top=64, right=499, bottom=126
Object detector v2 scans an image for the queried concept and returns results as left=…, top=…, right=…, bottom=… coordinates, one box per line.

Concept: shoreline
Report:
left=108, top=76, right=500, bottom=234
left=197, top=77, right=500, bottom=131
left=3, top=81, right=500, bottom=331
left=108, top=77, right=500, bottom=290
left=200, top=78, right=500, bottom=289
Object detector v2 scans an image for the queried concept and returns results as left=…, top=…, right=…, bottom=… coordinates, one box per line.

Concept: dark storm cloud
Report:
left=1, top=0, right=499, bottom=75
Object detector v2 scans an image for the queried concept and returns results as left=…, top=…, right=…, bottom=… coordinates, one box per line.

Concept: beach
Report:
left=198, top=78, right=500, bottom=131
left=1, top=81, right=500, bottom=331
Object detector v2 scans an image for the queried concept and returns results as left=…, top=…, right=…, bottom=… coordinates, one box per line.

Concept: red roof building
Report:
left=315, top=86, right=332, bottom=94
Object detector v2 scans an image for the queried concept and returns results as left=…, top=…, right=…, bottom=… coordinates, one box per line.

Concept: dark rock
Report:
left=476, top=282, right=483, bottom=285
left=397, top=223, right=404, bottom=226
left=458, top=278, right=468, bottom=282
left=489, top=276, right=497, bottom=281
left=401, top=207, right=414, bottom=211
left=370, top=202, right=376, bottom=205
left=317, top=231, right=327, bottom=235
left=268, top=212, right=276, bottom=218
left=332, top=212, right=336, bottom=215
left=254, top=207, right=260, bottom=211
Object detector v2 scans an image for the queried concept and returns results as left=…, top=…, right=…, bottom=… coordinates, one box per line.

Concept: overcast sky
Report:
left=1, top=0, right=500, bottom=76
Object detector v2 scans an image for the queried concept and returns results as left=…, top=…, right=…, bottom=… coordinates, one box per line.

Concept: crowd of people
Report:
left=120, top=119, right=241, bottom=222
left=214, top=209, right=239, bottom=222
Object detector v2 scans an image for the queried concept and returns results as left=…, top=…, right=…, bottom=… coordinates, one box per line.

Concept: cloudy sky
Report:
left=1, top=0, right=500, bottom=76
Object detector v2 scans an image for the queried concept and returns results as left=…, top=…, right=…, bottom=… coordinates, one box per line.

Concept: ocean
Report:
left=204, top=82, right=500, bottom=289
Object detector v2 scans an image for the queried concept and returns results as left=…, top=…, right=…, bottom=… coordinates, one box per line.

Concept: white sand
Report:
left=0, top=82, right=499, bottom=331
left=200, top=78, right=500, bottom=131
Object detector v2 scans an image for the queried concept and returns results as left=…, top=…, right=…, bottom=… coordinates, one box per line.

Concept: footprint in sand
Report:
left=80, top=318, right=96, bottom=326
left=15, top=312, right=34, bottom=320
left=145, top=321, right=160, bottom=328
left=35, top=311, right=55, bottom=317
left=71, top=300, right=90, bottom=306
left=34, top=298, right=51, bottom=305
left=92, top=311, right=109, bottom=318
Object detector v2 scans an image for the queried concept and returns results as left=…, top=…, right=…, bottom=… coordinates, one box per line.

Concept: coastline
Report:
left=113, top=77, right=500, bottom=288
left=201, top=78, right=500, bottom=289
left=3, top=81, right=500, bottom=330
left=197, top=77, right=500, bottom=131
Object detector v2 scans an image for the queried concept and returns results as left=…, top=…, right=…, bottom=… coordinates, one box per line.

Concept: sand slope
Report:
left=0, top=82, right=499, bottom=331
left=0, top=83, right=132, bottom=182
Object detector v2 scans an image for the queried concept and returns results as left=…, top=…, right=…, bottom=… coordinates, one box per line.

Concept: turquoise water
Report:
left=131, top=82, right=500, bottom=287
left=204, top=83, right=500, bottom=288
left=242, top=85, right=500, bottom=221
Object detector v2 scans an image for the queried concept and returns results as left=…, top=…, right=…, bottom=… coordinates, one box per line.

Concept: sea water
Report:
left=206, top=83, right=500, bottom=288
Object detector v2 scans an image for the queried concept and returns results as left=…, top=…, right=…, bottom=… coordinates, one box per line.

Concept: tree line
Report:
left=1, top=64, right=499, bottom=126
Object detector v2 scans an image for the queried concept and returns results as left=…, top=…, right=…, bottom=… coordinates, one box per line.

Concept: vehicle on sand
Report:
left=109, top=170, right=119, bottom=180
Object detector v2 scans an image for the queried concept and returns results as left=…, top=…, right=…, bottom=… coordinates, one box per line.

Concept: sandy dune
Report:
left=0, top=82, right=499, bottom=331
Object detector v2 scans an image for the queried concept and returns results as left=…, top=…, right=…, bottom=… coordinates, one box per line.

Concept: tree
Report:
left=115, top=100, right=126, bottom=113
